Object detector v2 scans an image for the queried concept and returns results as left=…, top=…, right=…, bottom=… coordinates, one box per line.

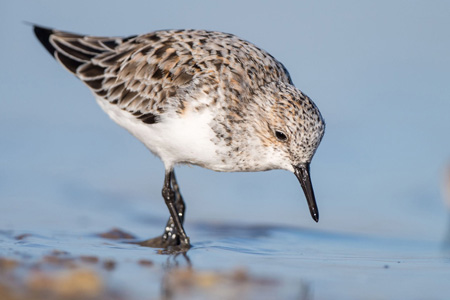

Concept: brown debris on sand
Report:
left=0, top=251, right=125, bottom=300
left=161, top=268, right=295, bottom=300
left=97, top=228, right=136, bottom=240
left=26, top=269, right=103, bottom=298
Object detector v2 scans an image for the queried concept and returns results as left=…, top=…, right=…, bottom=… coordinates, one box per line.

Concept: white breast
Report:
left=95, top=96, right=222, bottom=170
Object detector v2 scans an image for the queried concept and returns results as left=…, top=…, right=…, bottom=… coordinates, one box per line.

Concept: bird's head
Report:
left=251, top=81, right=325, bottom=221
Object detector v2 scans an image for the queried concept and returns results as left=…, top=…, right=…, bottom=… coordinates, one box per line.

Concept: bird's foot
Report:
left=135, top=233, right=191, bottom=252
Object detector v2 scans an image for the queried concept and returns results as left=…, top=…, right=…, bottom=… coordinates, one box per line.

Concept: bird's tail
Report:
left=34, top=26, right=113, bottom=74
left=32, top=25, right=137, bottom=94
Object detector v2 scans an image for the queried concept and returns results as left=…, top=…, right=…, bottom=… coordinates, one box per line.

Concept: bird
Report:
left=32, top=25, right=325, bottom=250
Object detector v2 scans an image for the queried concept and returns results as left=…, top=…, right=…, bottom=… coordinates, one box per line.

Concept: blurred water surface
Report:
left=1, top=1, right=450, bottom=299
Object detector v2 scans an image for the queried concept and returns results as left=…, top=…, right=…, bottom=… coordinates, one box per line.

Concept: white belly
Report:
left=95, top=96, right=222, bottom=170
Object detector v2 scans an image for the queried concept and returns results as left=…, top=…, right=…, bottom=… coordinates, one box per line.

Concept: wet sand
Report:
left=0, top=228, right=310, bottom=300
left=2, top=1, right=450, bottom=299
left=1, top=223, right=449, bottom=300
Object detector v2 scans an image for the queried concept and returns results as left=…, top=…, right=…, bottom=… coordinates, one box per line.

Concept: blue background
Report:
left=1, top=0, right=450, bottom=243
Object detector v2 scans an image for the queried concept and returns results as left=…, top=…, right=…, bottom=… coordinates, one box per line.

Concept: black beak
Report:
left=293, top=163, right=319, bottom=222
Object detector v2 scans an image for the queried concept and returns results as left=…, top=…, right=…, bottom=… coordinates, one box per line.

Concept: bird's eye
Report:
left=275, top=130, right=288, bottom=142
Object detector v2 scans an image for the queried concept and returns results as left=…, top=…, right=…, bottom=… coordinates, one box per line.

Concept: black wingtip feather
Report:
left=33, top=26, right=57, bottom=57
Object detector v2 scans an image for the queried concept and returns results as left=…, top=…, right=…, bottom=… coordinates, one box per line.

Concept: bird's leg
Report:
left=161, top=170, right=187, bottom=243
left=160, top=170, right=187, bottom=245
left=161, top=169, right=190, bottom=247
left=137, top=169, right=190, bottom=249
left=171, top=170, right=186, bottom=224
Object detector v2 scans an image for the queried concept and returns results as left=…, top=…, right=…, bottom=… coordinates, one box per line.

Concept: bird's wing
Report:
left=33, top=26, right=204, bottom=121
left=34, top=26, right=293, bottom=121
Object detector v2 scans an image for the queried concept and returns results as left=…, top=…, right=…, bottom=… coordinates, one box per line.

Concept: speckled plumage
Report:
left=34, top=26, right=325, bottom=249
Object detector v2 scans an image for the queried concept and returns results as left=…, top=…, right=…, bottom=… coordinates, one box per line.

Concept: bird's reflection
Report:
left=162, top=250, right=192, bottom=269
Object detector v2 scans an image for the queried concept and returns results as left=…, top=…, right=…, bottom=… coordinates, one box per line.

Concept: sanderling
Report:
left=33, top=26, right=325, bottom=249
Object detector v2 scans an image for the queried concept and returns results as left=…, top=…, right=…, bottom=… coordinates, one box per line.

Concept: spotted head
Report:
left=251, top=81, right=325, bottom=222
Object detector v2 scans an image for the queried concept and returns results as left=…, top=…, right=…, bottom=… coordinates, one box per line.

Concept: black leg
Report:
left=171, top=170, right=186, bottom=224
left=136, top=169, right=190, bottom=250
left=161, top=170, right=190, bottom=247
left=160, top=170, right=187, bottom=245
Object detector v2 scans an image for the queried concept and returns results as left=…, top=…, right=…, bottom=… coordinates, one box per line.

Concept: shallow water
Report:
left=2, top=1, right=450, bottom=299
left=1, top=126, right=449, bottom=299
left=2, top=208, right=450, bottom=300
